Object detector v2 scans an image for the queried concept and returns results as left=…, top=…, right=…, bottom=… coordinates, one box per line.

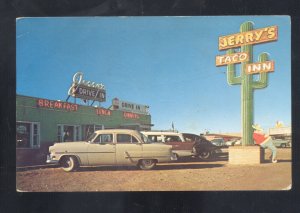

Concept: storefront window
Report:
left=57, top=126, right=62, bottom=142
left=57, top=124, right=82, bottom=142
left=84, top=125, right=103, bottom=140
left=16, top=122, right=40, bottom=148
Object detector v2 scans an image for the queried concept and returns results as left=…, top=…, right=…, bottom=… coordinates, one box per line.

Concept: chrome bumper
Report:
left=171, top=152, right=178, bottom=161
left=46, top=155, right=59, bottom=164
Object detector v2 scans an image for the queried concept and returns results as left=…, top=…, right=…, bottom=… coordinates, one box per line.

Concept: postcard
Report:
left=16, top=16, right=291, bottom=191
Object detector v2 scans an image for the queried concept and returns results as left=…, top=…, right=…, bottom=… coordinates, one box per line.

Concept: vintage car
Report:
left=182, top=133, right=222, bottom=160
left=141, top=131, right=195, bottom=158
left=46, top=129, right=177, bottom=172
left=141, top=131, right=221, bottom=160
left=272, top=138, right=291, bottom=148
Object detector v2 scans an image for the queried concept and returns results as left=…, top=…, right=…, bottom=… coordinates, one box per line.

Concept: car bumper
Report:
left=214, top=149, right=223, bottom=154
left=171, top=152, right=178, bottom=161
left=46, top=155, right=59, bottom=164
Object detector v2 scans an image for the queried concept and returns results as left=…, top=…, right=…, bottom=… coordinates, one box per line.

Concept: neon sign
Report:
left=37, top=99, right=78, bottom=111
left=68, top=72, right=106, bottom=102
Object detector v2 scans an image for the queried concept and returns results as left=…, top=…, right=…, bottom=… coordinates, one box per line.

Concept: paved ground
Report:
left=16, top=148, right=291, bottom=192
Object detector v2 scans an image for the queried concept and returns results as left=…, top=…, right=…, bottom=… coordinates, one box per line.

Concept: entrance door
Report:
left=87, top=133, right=116, bottom=165
left=57, top=124, right=81, bottom=142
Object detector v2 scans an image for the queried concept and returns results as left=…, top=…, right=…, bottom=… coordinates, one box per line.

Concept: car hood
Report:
left=50, top=141, right=88, bottom=152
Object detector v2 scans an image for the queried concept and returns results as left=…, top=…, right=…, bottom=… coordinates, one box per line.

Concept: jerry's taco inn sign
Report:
left=216, top=21, right=278, bottom=146
left=68, top=72, right=106, bottom=102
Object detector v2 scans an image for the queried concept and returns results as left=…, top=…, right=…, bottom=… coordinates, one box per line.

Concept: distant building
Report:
left=204, top=133, right=241, bottom=142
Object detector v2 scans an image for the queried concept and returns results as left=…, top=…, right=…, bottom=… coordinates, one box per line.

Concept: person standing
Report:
left=252, top=124, right=277, bottom=163
left=63, top=130, right=70, bottom=142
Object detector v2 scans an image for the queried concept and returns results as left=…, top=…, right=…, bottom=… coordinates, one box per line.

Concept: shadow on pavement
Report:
left=76, top=162, right=225, bottom=172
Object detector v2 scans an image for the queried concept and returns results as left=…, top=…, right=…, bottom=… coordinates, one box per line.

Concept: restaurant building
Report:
left=16, top=94, right=152, bottom=166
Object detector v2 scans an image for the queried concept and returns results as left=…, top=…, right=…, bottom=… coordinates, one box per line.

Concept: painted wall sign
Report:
left=123, top=112, right=140, bottom=119
left=95, top=108, right=111, bottom=116
left=219, top=25, right=278, bottom=50
left=37, top=99, right=78, bottom=111
left=112, top=98, right=149, bottom=115
left=68, top=72, right=106, bottom=102
left=245, top=61, right=275, bottom=74
left=216, top=52, right=249, bottom=66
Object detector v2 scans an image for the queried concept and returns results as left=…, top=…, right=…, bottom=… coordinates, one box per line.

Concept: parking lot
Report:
left=16, top=148, right=291, bottom=192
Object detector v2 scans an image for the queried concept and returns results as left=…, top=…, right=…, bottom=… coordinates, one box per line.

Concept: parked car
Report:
left=210, top=138, right=226, bottom=147
left=46, top=129, right=177, bottom=172
left=182, top=133, right=222, bottom=160
left=225, top=140, right=234, bottom=146
left=234, top=140, right=242, bottom=146
left=272, top=138, right=291, bottom=148
left=141, top=131, right=194, bottom=158
left=141, top=131, right=221, bottom=160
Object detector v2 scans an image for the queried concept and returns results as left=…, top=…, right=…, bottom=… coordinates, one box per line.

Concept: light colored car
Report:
left=210, top=138, right=226, bottom=147
left=47, top=129, right=177, bottom=172
left=141, top=131, right=195, bottom=158
left=272, top=138, right=291, bottom=148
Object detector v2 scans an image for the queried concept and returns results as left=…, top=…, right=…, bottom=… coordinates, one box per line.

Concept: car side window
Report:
left=93, top=134, right=113, bottom=144
left=117, top=134, right=139, bottom=143
left=165, top=135, right=182, bottom=142
left=148, top=135, right=162, bottom=142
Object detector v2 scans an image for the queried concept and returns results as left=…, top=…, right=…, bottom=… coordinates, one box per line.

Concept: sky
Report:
left=16, top=16, right=291, bottom=134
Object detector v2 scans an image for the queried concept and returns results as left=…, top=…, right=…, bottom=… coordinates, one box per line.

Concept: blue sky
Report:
left=16, top=16, right=291, bottom=134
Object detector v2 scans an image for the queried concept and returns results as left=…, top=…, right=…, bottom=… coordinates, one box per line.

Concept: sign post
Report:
left=217, top=21, right=277, bottom=146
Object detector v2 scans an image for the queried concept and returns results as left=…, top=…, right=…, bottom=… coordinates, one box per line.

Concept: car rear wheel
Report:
left=61, top=156, right=78, bottom=172
left=198, top=151, right=211, bottom=160
left=138, top=159, right=156, bottom=170
left=281, top=144, right=286, bottom=148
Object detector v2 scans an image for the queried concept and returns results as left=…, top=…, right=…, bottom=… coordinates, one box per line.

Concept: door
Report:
left=164, top=135, right=194, bottom=157
left=87, top=133, right=116, bottom=165
left=115, top=134, right=143, bottom=165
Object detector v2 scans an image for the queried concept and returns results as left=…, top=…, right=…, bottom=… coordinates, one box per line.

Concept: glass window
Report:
left=33, top=124, right=39, bottom=147
left=16, top=122, right=40, bottom=148
left=93, top=134, right=113, bottom=143
left=57, top=125, right=62, bottom=142
left=165, top=135, right=182, bottom=142
left=16, top=122, right=31, bottom=148
left=147, top=135, right=163, bottom=142
left=117, top=134, right=138, bottom=143
left=117, top=134, right=131, bottom=143
left=132, top=136, right=138, bottom=143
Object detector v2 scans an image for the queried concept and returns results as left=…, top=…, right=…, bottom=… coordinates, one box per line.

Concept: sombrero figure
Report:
left=252, top=124, right=277, bottom=163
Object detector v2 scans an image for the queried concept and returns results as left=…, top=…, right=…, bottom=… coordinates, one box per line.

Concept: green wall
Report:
left=16, top=95, right=151, bottom=143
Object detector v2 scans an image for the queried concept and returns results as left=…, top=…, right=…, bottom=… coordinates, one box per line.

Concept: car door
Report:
left=115, top=133, right=143, bottom=165
left=164, top=135, right=194, bottom=150
left=87, top=133, right=116, bottom=165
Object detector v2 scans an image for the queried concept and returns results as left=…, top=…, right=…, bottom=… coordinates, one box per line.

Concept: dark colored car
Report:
left=182, top=133, right=222, bottom=160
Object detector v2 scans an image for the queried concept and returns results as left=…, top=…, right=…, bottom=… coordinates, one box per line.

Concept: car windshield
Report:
left=86, top=133, right=97, bottom=142
left=140, top=132, right=152, bottom=143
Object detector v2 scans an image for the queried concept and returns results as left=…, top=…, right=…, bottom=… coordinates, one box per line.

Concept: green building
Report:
left=16, top=94, right=152, bottom=166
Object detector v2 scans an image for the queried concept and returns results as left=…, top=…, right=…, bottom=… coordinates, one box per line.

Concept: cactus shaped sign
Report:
left=216, top=22, right=278, bottom=146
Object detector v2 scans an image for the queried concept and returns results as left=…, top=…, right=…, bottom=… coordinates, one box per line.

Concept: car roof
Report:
left=94, top=129, right=139, bottom=134
left=141, top=131, right=182, bottom=136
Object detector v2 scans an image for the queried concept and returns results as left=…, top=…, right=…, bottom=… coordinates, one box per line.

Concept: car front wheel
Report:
left=198, top=151, right=211, bottom=160
left=61, top=156, right=78, bottom=172
left=138, top=159, right=156, bottom=170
